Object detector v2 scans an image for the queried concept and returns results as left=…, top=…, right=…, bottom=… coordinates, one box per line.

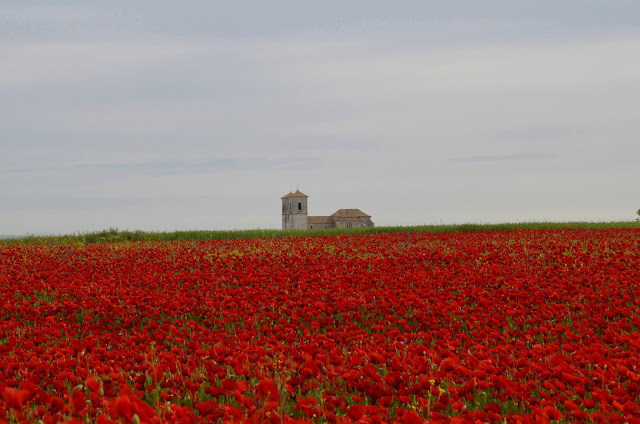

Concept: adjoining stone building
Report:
left=281, top=190, right=374, bottom=230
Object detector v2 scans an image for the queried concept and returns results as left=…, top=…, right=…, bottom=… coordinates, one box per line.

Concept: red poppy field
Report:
left=1, top=228, right=640, bottom=423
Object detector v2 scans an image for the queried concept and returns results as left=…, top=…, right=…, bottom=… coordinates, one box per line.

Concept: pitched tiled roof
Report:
left=308, top=216, right=334, bottom=224
left=331, top=209, right=371, bottom=218
left=281, top=189, right=308, bottom=199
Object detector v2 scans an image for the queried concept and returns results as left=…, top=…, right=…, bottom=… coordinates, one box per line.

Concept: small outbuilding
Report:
left=329, top=209, right=374, bottom=229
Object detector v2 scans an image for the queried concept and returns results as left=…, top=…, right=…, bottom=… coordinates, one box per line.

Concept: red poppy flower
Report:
left=111, top=392, right=157, bottom=422
left=1, top=387, right=30, bottom=409
left=71, top=390, right=86, bottom=412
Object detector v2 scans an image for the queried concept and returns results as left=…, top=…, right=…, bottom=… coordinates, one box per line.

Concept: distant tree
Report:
left=637, top=209, right=640, bottom=221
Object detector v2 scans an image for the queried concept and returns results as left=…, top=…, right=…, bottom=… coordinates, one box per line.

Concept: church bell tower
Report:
left=281, top=190, right=308, bottom=230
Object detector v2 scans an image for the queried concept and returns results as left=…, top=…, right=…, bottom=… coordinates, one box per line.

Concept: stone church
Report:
left=282, top=190, right=374, bottom=230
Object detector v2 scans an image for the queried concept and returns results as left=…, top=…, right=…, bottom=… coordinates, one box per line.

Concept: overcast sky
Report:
left=2, top=1, right=639, bottom=235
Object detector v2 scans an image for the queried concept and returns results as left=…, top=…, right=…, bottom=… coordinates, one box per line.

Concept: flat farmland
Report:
left=1, top=229, right=640, bottom=423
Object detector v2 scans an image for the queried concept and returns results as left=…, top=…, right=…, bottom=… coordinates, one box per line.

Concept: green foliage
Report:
left=2, top=221, right=639, bottom=245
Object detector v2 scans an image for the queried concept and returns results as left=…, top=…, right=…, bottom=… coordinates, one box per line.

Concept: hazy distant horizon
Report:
left=2, top=1, right=639, bottom=234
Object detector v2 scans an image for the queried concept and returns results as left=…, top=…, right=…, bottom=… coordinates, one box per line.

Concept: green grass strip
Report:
left=2, top=221, right=639, bottom=245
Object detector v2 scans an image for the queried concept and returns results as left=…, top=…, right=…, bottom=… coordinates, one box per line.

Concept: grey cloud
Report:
left=497, top=126, right=583, bottom=141
left=0, top=41, right=199, bottom=91
left=6, top=1, right=640, bottom=38
left=81, top=157, right=325, bottom=176
left=450, top=153, right=555, bottom=163
left=4, top=157, right=325, bottom=177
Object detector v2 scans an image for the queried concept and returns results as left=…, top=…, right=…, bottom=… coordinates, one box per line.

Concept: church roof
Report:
left=281, top=189, right=308, bottom=199
left=331, top=209, right=371, bottom=218
left=308, top=216, right=333, bottom=224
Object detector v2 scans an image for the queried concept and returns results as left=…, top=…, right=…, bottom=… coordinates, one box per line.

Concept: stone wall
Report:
left=333, top=217, right=374, bottom=228
left=282, top=213, right=308, bottom=230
